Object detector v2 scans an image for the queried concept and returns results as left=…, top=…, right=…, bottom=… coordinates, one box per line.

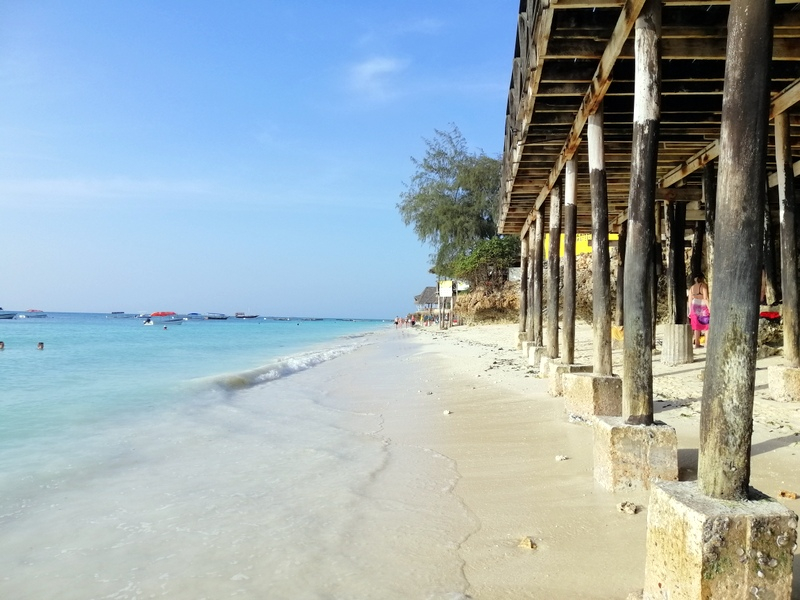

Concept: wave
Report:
left=190, top=337, right=369, bottom=392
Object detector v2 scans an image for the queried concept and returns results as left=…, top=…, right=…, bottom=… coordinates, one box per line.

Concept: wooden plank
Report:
left=532, top=0, right=648, bottom=214
left=659, top=81, right=800, bottom=189
left=770, top=78, right=800, bottom=118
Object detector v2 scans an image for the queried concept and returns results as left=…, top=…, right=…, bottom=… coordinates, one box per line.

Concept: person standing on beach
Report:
left=688, top=274, right=710, bottom=348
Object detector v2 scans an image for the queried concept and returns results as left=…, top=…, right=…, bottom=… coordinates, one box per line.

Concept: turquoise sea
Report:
left=0, top=313, right=474, bottom=599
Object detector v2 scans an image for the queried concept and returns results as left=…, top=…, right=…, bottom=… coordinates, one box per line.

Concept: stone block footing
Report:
left=538, top=354, right=554, bottom=376
left=644, top=481, right=798, bottom=600
left=526, top=346, right=546, bottom=369
left=563, top=373, right=622, bottom=421
left=768, top=365, right=800, bottom=402
left=593, top=417, right=678, bottom=491
left=547, top=363, right=593, bottom=396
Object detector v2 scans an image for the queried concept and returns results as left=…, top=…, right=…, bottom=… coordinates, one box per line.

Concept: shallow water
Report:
left=0, top=314, right=474, bottom=599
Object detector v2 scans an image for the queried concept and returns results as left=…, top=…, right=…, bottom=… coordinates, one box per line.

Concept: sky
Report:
left=0, top=1, right=517, bottom=319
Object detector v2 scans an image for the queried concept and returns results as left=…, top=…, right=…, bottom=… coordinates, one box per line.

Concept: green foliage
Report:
left=450, top=235, right=520, bottom=288
left=398, top=125, right=501, bottom=274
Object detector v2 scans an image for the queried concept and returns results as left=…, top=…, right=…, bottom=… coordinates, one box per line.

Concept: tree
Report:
left=398, top=125, right=501, bottom=274
left=450, top=235, right=520, bottom=288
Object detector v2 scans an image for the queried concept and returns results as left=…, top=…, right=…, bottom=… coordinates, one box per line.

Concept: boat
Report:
left=184, top=313, right=204, bottom=320
left=204, top=312, right=229, bottom=320
left=0, top=312, right=16, bottom=320
left=17, top=309, right=47, bottom=318
left=235, top=312, right=259, bottom=319
left=145, top=311, right=183, bottom=325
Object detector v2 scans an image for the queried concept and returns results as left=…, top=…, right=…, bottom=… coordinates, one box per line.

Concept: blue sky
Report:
left=1, top=1, right=516, bottom=319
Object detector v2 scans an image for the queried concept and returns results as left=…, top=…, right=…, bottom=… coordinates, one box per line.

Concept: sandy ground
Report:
left=394, top=320, right=800, bottom=599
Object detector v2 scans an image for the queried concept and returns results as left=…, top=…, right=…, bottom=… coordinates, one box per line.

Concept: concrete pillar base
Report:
left=661, top=323, right=694, bottom=366
left=593, top=417, right=678, bottom=491
left=525, top=346, right=545, bottom=368
left=538, top=355, right=554, bottom=377
left=563, top=373, right=622, bottom=421
left=521, top=340, right=535, bottom=358
left=767, top=365, right=800, bottom=402
left=644, top=481, right=798, bottom=600
left=548, top=363, right=593, bottom=396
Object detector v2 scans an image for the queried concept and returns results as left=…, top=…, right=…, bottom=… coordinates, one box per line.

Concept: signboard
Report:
left=439, top=280, right=453, bottom=298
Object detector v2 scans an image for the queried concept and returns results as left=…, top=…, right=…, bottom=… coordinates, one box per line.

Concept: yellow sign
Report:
left=543, top=233, right=618, bottom=258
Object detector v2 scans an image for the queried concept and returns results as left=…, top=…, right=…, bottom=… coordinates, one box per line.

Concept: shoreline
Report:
left=390, top=320, right=800, bottom=598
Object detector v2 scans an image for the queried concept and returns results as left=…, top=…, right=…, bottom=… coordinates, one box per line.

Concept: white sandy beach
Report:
left=345, top=320, right=800, bottom=599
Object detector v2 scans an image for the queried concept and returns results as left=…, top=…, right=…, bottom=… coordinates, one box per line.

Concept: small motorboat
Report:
left=235, top=312, right=259, bottom=319
left=204, top=313, right=229, bottom=320
left=17, top=309, right=47, bottom=318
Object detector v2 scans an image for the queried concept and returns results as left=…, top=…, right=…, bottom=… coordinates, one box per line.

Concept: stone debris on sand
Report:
left=617, top=501, right=640, bottom=515
left=518, top=537, right=538, bottom=549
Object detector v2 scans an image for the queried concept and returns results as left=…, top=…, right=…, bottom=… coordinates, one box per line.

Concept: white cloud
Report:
left=347, top=56, right=409, bottom=102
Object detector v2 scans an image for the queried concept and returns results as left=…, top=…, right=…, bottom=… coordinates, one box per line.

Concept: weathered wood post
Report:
left=646, top=3, right=796, bottom=597
left=697, top=0, right=772, bottom=501
left=763, top=190, right=780, bottom=305
left=563, top=108, right=621, bottom=416
left=622, top=0, right=661, bottom=426
left=663, top=200, right=692, bottom=365
left=703, top=163, right=717, bottom=294
left=775, top=111, right=800, bottom=366
left=532, top=207, right=545, bottom=348
left=665, top=201, right=687, bottom=324
left=589, top=107, right=613, bottom=376
left=690, top=222, right=705, bottom=278
left=615, top=221, right=627, bottom=327
left=546, top=184, right=562, bottom=360
left=768, top=109, right=800, bottom=401
left=563, top=160, right=578, bottom=364
left=525, top=234, right=536, bottom=342
left=594, top=0, right=676, bottom=494
left=518, top=233, right=530, bottom=349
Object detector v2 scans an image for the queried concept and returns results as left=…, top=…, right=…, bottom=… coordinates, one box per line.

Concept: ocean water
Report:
left=0, top=314, right=474, bottom=599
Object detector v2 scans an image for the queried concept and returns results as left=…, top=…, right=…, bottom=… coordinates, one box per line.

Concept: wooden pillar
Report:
left=546, top=184, right=562, bottom=359
left=622, top=0, right=660, bottom=425
left=690, top=222, right=705, bottom=279
left=563, top=160, right=578, bottom=364
left=703, top=164, right=717, bottom=292
left=525, top=234, right=536, bottom=342
left=697, top=0, right=773, bottom=501
left=519, top=233, right=530, bottom=342
left=589, top=107, right=613, bottom=375
left=665, top=201, right=687, bottom=325
left=776, top=111, right=800, bottom=366
left=615, top=221, right=627, bottom=327
left=762, top=190, right=780, bottom=305
left=651, top=219, right=662, bottom=347
left=532, top=206, right=545, bottom=346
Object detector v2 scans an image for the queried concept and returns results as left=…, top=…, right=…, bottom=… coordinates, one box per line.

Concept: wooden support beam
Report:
left=546, top=185, right=562, bottom=359
left=563, top=160, right=578, bottom=364
left=532, top=205, right=545, bottom=347
left=775, top=111, right=800, bottom=366
left=698, top=0, right=774, bottom=501
left=659, top=78, right=800, bottom=189
left=500, top=4, right=555, bottom=233
left=532, top=0, right=648, bottom=215
left=589, top=107, right=614, bottom=376
left=518, top=233, right=530, bottom=342
left=623, top=0, right=661, bottom=426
